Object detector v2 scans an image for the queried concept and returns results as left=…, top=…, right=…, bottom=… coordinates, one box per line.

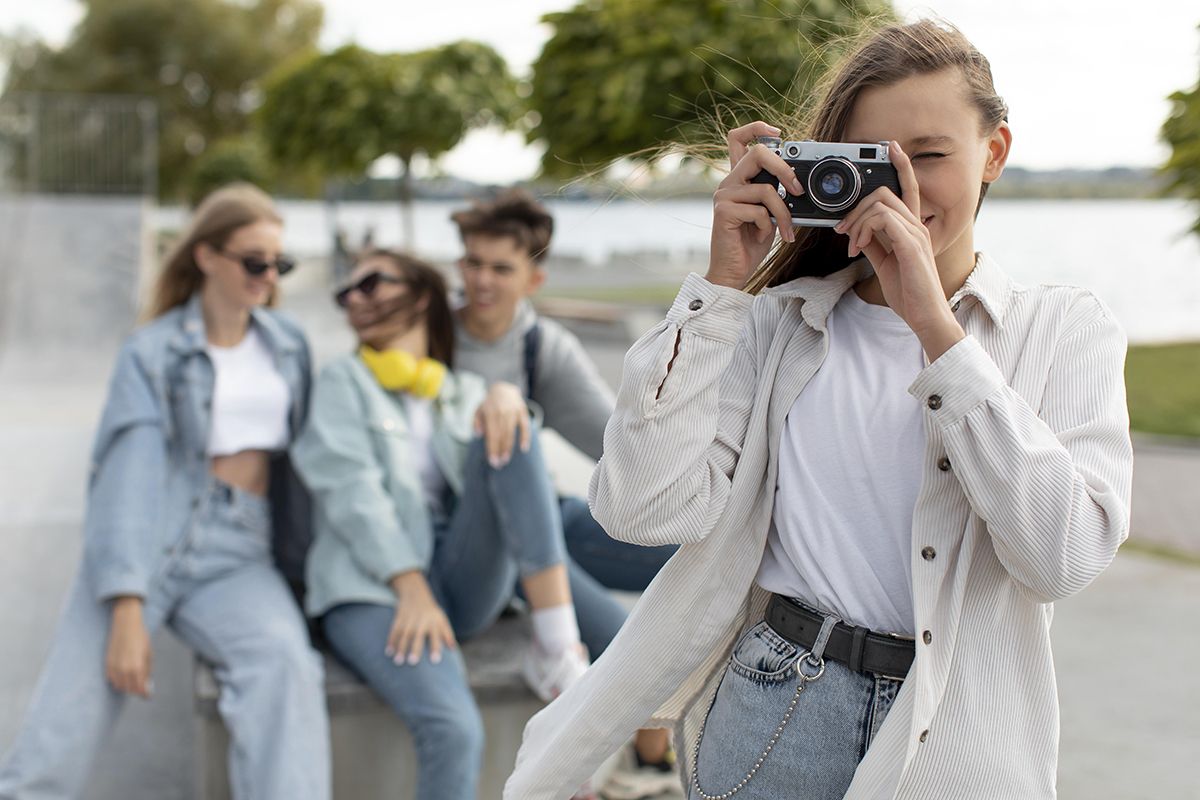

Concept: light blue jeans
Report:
left=688, top=615, right=904, bottom=800
left=0, top=480, right=330, bottom=800
left=322, top=435, right=630, bottom=800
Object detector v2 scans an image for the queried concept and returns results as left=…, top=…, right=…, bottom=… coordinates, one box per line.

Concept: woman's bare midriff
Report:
left=210, top=450, right=271, bottom=497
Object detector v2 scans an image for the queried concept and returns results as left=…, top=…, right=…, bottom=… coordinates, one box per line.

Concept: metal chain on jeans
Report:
left=689, top=651, right=827, bottom=800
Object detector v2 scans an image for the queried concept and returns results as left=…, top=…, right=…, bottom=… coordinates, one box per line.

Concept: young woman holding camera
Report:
left=506, top=19, right=1132, bottom=800
left=0, top=184, right=330, bottom=800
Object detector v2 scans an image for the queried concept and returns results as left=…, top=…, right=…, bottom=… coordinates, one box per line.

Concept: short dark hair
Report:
left=450, top=188, right=554, bottom=264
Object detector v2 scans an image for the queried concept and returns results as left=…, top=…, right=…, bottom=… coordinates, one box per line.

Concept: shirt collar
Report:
left=169, top=293, right=300, bottom=357
left=765, top=252, right=1013, bottom=331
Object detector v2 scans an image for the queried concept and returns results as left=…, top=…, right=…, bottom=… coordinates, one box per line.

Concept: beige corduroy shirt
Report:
left=505, top=254, right=1133, bottom=800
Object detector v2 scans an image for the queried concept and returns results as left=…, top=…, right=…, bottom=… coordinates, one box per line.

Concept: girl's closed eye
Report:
left=912, top=152, right=948, bottom=160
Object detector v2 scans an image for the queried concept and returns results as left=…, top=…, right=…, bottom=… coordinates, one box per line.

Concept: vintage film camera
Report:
left=751, top=137, right=901, bottom=227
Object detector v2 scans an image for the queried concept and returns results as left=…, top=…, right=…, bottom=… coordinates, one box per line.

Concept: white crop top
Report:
left=206, top=327, right=291, bottom=457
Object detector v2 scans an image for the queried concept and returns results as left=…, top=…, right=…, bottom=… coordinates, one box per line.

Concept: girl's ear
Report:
left=194, top=242, right=216, bottom=276
left=983, top=122, right=1012, bottom=183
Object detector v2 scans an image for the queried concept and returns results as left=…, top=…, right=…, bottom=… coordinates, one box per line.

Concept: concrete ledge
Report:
left=194, top=614, right=545, bottom=800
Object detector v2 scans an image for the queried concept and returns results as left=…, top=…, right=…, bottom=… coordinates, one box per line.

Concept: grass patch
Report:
left=1119, top=538, right=1200, bottom=567
left=1126, top=342, right=1200, bottom=438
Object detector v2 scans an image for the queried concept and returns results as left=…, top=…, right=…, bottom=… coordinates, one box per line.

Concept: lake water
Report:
left=158, top=198, right=1200, bottom=344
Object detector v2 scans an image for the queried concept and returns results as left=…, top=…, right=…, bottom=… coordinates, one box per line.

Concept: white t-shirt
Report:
left=755, top=286, right=926, bottom=635
left=206, top=327, right=290, bottom=457
left=402, top=395, right=449, bottom=515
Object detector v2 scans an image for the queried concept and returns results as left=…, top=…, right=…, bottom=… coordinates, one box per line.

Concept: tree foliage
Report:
left=2, top=0, right=322, bottom=198
left=1162, top=47, right=1200, bottom=237
left=258, top=40, right=519, bottom=244
left=529, top=0, right=891, bottom=177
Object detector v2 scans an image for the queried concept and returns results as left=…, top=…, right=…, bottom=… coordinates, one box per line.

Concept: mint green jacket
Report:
left=291, top=353, right=486, bottom=617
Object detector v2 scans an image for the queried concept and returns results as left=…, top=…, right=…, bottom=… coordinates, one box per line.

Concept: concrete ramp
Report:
left=0, top=192, right=151, bottom=382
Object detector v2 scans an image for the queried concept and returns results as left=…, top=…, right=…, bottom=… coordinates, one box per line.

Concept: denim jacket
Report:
left=82, top=295, right=312, bottom=603
left=290, top=354, right=486, bottom=617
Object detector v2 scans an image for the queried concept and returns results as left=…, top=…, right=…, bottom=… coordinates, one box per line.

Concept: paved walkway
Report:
left=1, top=289, right=1197, bottom=799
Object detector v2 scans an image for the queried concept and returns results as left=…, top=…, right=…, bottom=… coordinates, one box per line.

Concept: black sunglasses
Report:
left=219, top=249, right=296, bottom=277
left=334, top=271, right=404, bottom=308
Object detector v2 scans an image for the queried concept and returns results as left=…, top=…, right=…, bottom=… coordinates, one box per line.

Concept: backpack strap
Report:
left=522, top=321, right=542, bottom=401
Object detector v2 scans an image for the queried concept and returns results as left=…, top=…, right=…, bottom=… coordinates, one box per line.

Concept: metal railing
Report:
left=0, top=91, right=157, bottom=196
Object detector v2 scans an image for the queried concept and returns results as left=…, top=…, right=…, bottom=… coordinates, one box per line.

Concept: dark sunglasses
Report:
left=219, top=249, right=296, bottom=277
left=334, top=271, right=404, bottom=308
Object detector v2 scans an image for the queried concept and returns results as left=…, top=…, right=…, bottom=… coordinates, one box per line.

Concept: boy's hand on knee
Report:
left=105, top=597, right=153, bottom=698
left=473, top=381, right=531, bottom=468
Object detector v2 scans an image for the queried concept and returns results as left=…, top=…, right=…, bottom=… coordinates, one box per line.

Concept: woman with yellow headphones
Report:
left=291, top=248, right=611, bottom=800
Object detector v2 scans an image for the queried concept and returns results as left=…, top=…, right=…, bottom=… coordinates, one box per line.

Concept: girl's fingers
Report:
left=428, top=630, right=442, bottom=665
left=717, top=183, right=795, bottom=240
left=835, top=186, right=918, bottom=241
left=726, top=121, right=782, bottom=169
left=727, top=145, right=803, bottom=198
left=889, top=141, right=922, bottom=220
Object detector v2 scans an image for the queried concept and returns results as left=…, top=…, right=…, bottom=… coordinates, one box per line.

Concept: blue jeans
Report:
left=321, top=435, right=629, bottom=800
left=559, top=495, right=678, bottom=593
left=0, top=480, right=330, bottom=800
left=688, top=615, right=903, bottom=800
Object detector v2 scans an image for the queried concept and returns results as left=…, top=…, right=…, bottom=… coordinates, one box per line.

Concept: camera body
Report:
left=751, top=138, right=901, bottom=227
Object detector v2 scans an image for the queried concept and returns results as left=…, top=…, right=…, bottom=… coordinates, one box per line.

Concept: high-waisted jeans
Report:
left=688, top=609, right=905, bottom=800
left=0, top=480, right=330, bottom=800
left=322, top=434, right=632, bottom=800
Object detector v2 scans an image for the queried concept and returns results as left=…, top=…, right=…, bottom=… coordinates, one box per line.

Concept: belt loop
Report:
left=848, top=625, right=868, bottom=673
left=809, top=613, right=840, bottom=663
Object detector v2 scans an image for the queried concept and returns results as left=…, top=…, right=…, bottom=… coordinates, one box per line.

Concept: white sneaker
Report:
left=522, top=641, right=590, bottom=702
left=600, top=743, right=684, bottom=800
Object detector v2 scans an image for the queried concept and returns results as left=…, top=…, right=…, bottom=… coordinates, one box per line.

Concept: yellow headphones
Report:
left=358, top=345, right=446, bottom=399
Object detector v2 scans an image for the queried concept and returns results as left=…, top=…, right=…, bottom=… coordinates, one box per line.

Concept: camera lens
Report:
left=820, top=171, right=845, bottom=196
left=806, top=157, right=862, bottom=213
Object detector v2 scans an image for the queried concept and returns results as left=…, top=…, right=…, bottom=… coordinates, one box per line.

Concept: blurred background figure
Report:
left=0, top=184, right=330, bottom=799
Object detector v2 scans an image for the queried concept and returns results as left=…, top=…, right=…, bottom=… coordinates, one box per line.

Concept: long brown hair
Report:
left=746, top=19, right=1008, bottom=293
left=358, top=248, right=457, bottom=369
left=148, top=183, right=283, bottom=318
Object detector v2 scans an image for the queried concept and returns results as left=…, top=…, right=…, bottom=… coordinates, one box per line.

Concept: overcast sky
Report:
left=3, top=0, right=1198, bottom=182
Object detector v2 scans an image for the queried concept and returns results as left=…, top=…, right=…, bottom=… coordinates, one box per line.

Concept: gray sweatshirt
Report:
left=454, top=300, right=615, bottom=461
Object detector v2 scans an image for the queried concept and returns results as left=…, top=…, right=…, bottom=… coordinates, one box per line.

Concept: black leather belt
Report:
left=765, top=594, right=915, bottom=681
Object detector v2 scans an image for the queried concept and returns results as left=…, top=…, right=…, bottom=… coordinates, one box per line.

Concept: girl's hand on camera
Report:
left=105, top=597, right=153, bottom=698
left=834, top=141, right=963, bottom=350
left=387, top=571, right=457, bottom=666
left=473, top=381, right=531, bottom=468
left=708, top=121, right=804, bottom=290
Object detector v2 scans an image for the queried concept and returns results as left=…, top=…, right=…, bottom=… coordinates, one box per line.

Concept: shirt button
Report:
left=922, top=630, right=932, bottom=645
left=919, top=729, right=930, bottom=743
left=688, top=299, right=704, bottom=311
left=937, top=456, right=951, bottom=472
left=951, top=300, right=962, bottom=312
left=927, top=394, right=943, bottom=410
left=921, top=546, right=936, bottom=561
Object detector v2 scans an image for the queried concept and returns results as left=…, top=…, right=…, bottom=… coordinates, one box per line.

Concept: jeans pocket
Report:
left=729, top=620, right=803, bottom=684
left=693, top=626, right=809, bottom=799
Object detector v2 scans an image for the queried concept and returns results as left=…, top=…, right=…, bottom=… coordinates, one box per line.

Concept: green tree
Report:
left=529, top=0, right=891, bottom=178
left=2, top=0, right=322, bottom=198
left=259, top=41, right=519, bottom=247
left=1162, top=40, right=1200, bottom=237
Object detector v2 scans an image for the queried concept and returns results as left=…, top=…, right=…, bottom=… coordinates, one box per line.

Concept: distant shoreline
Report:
left=310, top=165, right=1173, bottom=203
